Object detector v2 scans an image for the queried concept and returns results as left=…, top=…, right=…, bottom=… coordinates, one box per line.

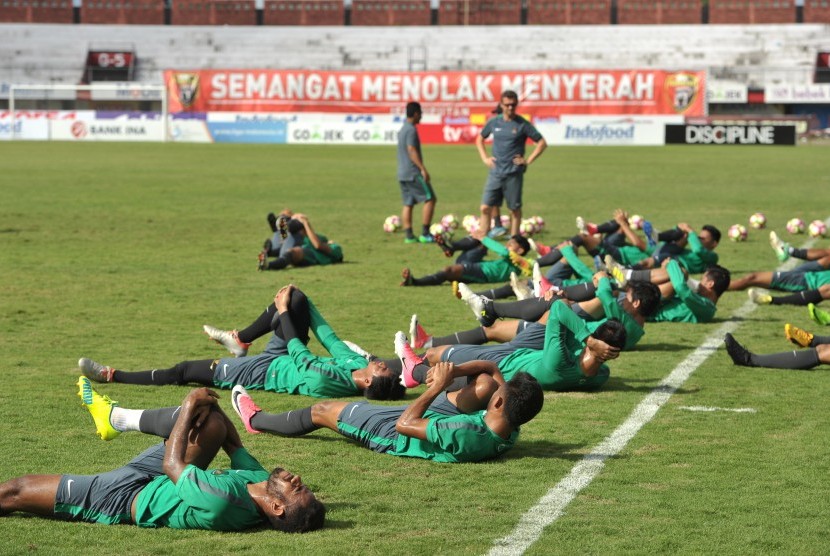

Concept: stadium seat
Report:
left=526, top=0, right=610, bottom=25
left=350, top=0, right=431, bottom=26
left=439, top=0, right=521, bottom=25
left=263, top=0, right=343, bottom=25
left=81, top=0, right=163, bottom=24
left=172, top=0, right=256, bottom=25
left=804, top=0, right=830, bottom=22
left=617, top=0, right=702, bottom=24
left=709, top=0, right=795, bottom=24
left=0, top=0, right=73, bottom=23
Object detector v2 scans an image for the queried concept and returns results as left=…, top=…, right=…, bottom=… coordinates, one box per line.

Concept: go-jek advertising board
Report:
left=164, top=69, right=706, bottom=118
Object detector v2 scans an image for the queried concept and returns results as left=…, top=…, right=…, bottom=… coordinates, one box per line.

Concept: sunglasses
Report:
left=502, top=102, right=517, bottom=108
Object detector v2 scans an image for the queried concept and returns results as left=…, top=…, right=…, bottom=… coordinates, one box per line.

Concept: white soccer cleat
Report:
left=605, top=255, right=628, bottom=289
left=532, top=262, right=544, bottom=297
left=409, top=314, right=432, bottom=349
left=747, top=288, right=772, bottom=305
left=203, top=325, right=250, bottom=357
left=343, top=340, right=374, bottom=360
left=78, top=357, right=114, bottom=383
left=769, top=231, right=789, bottom=262
left=576, top=216, right=586, bottom=234
left=510, top=272, right=533, bottom=300
left=456, top=282, right=475, bottom=302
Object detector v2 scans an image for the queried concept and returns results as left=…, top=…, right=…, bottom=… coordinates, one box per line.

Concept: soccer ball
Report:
left=748, top=212, right=766, bottom=229
left=786, top=218, right=806, bottom=234
left=462, top=214, right=479, bottom=233
left=808, top=220, right=827, bottom=238
left=728, top=224, right=748, bottom=242
left=383, top=215, right=401, bottom=233
left=499, top=215, right=511, bottom=229
left=429, top=223, right=445, bottom=236
left=628, top=214, right=644, bottom=230
left=519, top=219, right=536, bottom=237
left=440, top=213, right=459, bottom=232
left=531, top=215, right=545, bottom=232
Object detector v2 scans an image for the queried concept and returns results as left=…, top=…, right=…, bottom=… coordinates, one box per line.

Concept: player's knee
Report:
left=471, top=374, right=499, bottom=401
left=817, top=344, right=830, bottom=363
left=818, top=284, right=830, bottom=298
left=425, top=346, right=444, bottom=365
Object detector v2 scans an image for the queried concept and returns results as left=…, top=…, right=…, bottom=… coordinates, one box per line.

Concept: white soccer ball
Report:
left=440, top=213, right=459, bottom=232
left=429, top=223, right=445, bottom=236
left=808, top=220, right=827, bottom=238
left=499, top=215, right=511, bottom=229
left=383, top=215, right=401, bottom=233
left=748, top=212, right=767, bottom=229
left=786, top=218, right=806, bottom=235
left=728, top=224, right=748, bottom=242
left=519, top=219, right=536, bottom=237
left=628, top=214, right=644, bottom=230
left=531, top=215, right=545, bottom=231
left=462, top=214, right=479, bottom=233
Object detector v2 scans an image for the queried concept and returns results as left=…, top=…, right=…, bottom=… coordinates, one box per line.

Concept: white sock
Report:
left=623, top=269, right=633, bottom=280
left=686, top=278, right=700, bottom=290
left=110, top=407, right=143, bottom=432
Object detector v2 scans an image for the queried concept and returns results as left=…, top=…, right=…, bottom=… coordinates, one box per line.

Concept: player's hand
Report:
left=542, top=289, right=560, bottom=302
left=592, top=270, right=608, bottom=287
left=677, top=222, right=692, bottom=233
left=613, top=209, right=628, bottom=225
left=660, top=257, right=672, bottom=269
left=421, top=168, right=431, bottom=183
left=275, top=284, right=294, bottom=312
left=471, top=228, right=486, bottom=241
left=586, top=337, right=621, bottom=361
left=425, top=361, right=455, bottom=389
left=512, top=154, right=527, bottom=166
left=555, top=239, right=572, bottom=249
left=483, top=156, right=496, bottom=169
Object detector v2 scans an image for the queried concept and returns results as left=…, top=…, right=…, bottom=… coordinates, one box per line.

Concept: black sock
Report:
left=271, top=290, right=311, bottom=345
left=382, top=358, right=403, bottom=374
left=770, top=289, right=824, bottom=306
left=421, top=224, right=430, bottom=236
left=570, top=234, right=585, bottom=248
left=790, top=247, right=808, bottom=259
left=658, top=228, right=684, bottom=242
left=138, top=406, right=182, bottom=438
left=452, top=236, right=481, bottom=251
left=267, top=256, right=290, bottom=270
left=404, top=227, right=415, bottom=239
left=536, top=249, right=563, bottom=266
left=812, top=335, right=830, bottom=346
left=413, top=271, right=448, bottom=286
left=751, top=349, right=820, bottom=370
left=432, top=327, right=488, bottom=346
left=251, top=407, right=318, bottom=436
left=474, top=284, right=514, bottom=300
left=112, top=359, right=215, bottom=386
left=411, top=363, right=432, bottom=384
left=596, top=220, right=620, bottom=234
left=561, top=283, right=597, bottom=302
left=237, top=304, right=278, bottom=344
left=629, top=269, right=651, bottom=282
left=492, top=297, right=554, bottom=321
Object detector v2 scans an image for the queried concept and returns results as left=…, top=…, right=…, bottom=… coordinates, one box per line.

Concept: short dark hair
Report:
left=592, top=318, right=627, bottom=350
left=701, top=224, right=721, bottom=244
left=628, top=280, right=661, bottom=317
left=704, top=264, right=731, bottom=297
left=510, top=234, right=530, bottom=256
left=501, top=90, right=519, bottom=103
left=502, top=372, right=544, bottom=429
left=266, top=470, right=326, bottom=533
left=365, top=374, right=406, bottom=401
left=406, top=101, right=422, bottom=118
left=288, top=219, right=305, bottom=235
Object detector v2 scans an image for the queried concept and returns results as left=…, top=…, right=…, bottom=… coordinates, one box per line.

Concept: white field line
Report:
left=677, top=406, right=757, bottom=413
left=487, top=223, right=828, bottom=556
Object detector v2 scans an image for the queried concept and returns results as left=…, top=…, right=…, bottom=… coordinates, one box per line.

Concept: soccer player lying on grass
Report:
left=399, top=299, right=626, bottom=392
left=0, top=381, right=325, bottom=532
left=258, top=213, right=343, bottom=271
left=401, top=227, right=531, bottom=287
left=230, top=361, right=543, bottom=463
left=727, top=247, right=830, bottom=307
left=412, top=272, right=658, bottom=354
left=572, top=209, right=653, bottom=267
left=724, top=325, right=830, bottom=371
left=79, top=285, right=404, bottom=401
left=768, top=230, right=830, bottom=264
left=605, top=257, right=730, bottom=324
left=263, top=209, right=304, bottom=259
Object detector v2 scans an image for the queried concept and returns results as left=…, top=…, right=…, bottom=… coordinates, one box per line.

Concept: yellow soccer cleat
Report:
left=784, top=323, right=814, bottom=348
left=77, top=376, right=120, bottom=441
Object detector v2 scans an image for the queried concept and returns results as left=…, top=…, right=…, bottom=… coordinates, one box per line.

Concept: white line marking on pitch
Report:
left=487, top=226, right=827, bottom=556
left=677, top=406, right=757, bottom=413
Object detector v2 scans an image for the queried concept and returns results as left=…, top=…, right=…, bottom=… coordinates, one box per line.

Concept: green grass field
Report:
left=0, top=142, right=828, bottom=555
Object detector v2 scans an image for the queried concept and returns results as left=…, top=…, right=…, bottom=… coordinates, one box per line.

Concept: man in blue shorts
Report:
left=475, top=90, right=547, bottom=237
left=230, top=361, right=543, bottom=463
left=78, top=285, right=404, bottom=401
left=0, top=382, right=325, bottom=532
left=397, top=101, right=437, bottom=244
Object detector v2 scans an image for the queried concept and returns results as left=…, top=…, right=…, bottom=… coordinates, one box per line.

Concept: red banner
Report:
left=164, top=69, right=706, bottom=117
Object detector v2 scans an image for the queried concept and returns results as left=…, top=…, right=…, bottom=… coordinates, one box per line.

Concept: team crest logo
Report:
left=172, top=72, right=199, bottom=108
left=664, top=72, right=700, bottom=114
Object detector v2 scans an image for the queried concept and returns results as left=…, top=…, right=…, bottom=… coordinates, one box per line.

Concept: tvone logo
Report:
left=685, top=125, right=775, bottom=144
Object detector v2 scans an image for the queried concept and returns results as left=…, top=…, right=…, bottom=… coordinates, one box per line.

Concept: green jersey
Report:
left=674, top=231, right=718, bottom=274
left=805, top=271, right=830, bottom=289
left=498, top=301, right=610, bottom=391
left=648, top=260, right=716, bottom=323
left=614, top=244, right=653, bottom=266
left=302, top=234, right=343, bottom=266
left=135, top=448, right=267, bottom=531
left=584, top=276, right=644, bottom=350
left=470, top=236, right=525, bottom=283
left=265, top=300, right=365, bottom=398
left=393, top=411, right=518, bottom=463
left=560, top=245, right=595, bottom=282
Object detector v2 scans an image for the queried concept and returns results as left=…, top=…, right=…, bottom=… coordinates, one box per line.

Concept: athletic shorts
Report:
left=460, top=263, right=488, bottom=283
left=213, top=334, right=288, bottom=390
left=337, top=402, right=407, bottom=454
left=770, top=270, right=809, bottom=292
left=482, top=174, right=523, bottom=210
left=399, top=176, right=436, bottom=206
left=507, top=321, right=545, bottom=350
left=54, top=443, right=165, bottom=525
left=301, top=244, right=343, bottom=266
left=440, top=344, right=515, bottom=365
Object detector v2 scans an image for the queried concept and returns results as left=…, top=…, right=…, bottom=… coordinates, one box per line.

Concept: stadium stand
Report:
left=81, top=0, right=164, bottom=24
left=263, top=0, right=343, bottom=25
left=439, top=0, right=522, bottom=25
left=350, top=0, right=431, bottom=26
left=526, top=0, right=611, bottom=25
left=804, top=0, right=830, bottom=22
left=617, top=0, right=702, bottom=25
left=172, top=0, right=256, bottom=25
left=0, top=0, right=73, bottom=24
left=709, top=0, right=796, bottom=24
